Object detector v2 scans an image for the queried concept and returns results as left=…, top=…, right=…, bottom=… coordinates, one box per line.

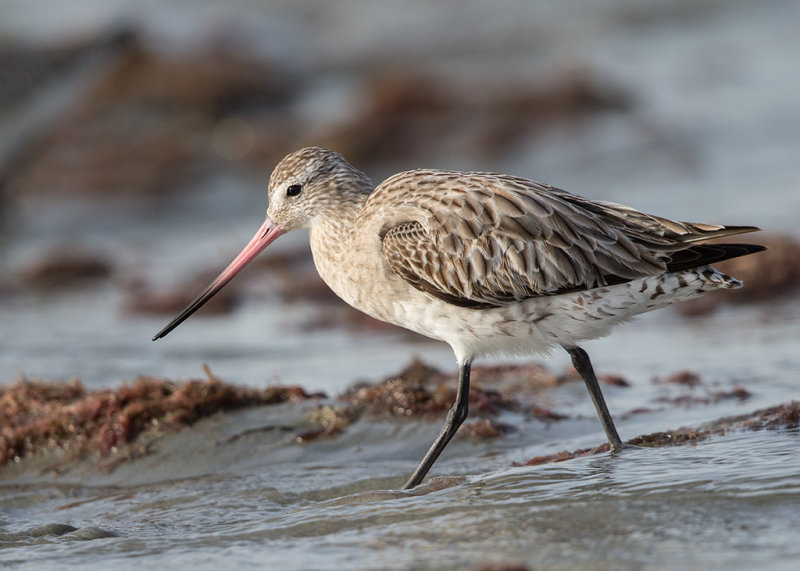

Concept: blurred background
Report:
left=1, top=0, right=798, bottom=390
left=2, top=2, right=800, bottom=569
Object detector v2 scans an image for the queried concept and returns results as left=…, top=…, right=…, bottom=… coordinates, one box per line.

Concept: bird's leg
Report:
left=402, top=360, right=472, bottom=490
left=565, top=346, right=624, bottom=452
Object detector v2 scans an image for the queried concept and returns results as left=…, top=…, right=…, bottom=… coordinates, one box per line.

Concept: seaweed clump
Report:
left=299, top=358, right=567, bottom=442
left=522, top=401, right=800, bottom=466
left=0, top=370, right=317, bottom=466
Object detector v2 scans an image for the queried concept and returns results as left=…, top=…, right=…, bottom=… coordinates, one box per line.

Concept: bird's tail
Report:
left=666, top=242, right=766, bottom=273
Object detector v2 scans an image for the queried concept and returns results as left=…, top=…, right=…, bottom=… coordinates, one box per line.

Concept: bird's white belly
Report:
left=322, top=260, right=736, bottom=365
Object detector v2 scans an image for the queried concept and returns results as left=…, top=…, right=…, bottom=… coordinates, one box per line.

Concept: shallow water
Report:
left=2, top=0, right=800, bottom=569
left=2, top=430, right=799, bottom=570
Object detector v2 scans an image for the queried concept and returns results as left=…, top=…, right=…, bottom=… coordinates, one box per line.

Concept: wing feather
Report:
left=371, top=170, right=760, bottom=307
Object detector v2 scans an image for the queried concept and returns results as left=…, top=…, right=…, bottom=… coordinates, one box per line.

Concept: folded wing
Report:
left=375, top=171, right=760, bottom=308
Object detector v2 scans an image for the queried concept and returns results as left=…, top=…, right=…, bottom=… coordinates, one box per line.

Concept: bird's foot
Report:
left=610, top=442, right=643, bottom=454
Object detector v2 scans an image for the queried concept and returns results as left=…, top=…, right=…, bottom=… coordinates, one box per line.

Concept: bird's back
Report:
left=360, top=169, right=762, bottom=310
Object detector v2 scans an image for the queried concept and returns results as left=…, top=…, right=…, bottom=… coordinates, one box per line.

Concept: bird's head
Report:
left=152, top=147, right=371, bottom=340
left=266, top=147, right=372, bottom=232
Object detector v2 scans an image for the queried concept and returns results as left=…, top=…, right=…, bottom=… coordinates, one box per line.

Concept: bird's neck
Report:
left=307, top=193, right=375, bottom=312
left=308, top=192, right=369, bottom=264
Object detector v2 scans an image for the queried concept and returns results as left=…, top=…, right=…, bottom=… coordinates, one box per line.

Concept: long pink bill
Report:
left=152, top=216, right=284, bottom=341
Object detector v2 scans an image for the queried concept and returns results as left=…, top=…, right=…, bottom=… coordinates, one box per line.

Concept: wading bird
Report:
left=154, top=147, right=763, bottom=489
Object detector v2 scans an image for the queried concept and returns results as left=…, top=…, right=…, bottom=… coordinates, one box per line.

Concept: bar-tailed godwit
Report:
left=154, top=147, right=764, bottom=489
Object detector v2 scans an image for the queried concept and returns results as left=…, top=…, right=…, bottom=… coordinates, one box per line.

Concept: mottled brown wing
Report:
left=376, top=170, right=759, bottom=307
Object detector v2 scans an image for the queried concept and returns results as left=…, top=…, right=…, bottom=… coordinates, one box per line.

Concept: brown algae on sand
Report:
left=3, top=358, right=794, bottom=478
left=299, top=358, right=568, bottom=443
left=0, top=368, right=319, bottom=467
left=523, top=401, right=800, bottom=466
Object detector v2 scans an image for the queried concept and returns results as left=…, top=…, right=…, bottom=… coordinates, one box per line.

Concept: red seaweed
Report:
left=0, top=370, right=319, bottom=466
left=519, top=401, right=799, bottom=466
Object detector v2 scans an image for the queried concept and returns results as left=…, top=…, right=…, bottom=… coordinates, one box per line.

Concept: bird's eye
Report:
left=286, top=184, right=302, bottom=197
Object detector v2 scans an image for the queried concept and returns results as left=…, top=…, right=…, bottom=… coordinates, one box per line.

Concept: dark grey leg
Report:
left=565, top=346, right=624, bottom=452
left=403, top=360, right=472, bottom=490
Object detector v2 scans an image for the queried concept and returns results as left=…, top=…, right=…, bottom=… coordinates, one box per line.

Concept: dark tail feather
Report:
left=666, top=243, right=766, bottom=273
